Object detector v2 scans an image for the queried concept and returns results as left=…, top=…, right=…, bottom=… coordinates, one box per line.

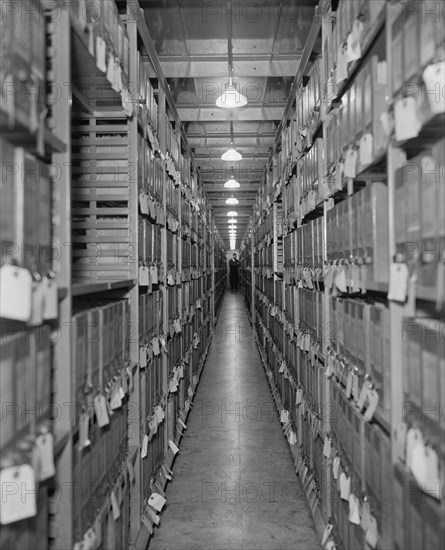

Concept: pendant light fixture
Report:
left=227, top=211, right=238, bottom=217
left=225, top=196, right=239, bottom=205
left=223, top=167, right=240, bottom=189
left=221, top=122, right=242, bottom=162
left=216, top=1, right=247, bottom=110
left=228, top=218, right=237, bottom=224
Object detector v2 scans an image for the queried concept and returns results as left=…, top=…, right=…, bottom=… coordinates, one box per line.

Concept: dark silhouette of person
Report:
left=229, top=253, right=240, bottom=291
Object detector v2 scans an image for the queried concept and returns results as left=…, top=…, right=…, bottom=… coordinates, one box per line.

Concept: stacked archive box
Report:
left=0, top=1, right=224, bottom=548
left=245, top=2, right=445, bottom=550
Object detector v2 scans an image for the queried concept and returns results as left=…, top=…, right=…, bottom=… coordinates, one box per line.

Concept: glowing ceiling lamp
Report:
left=228, top=225, right=237, bottom=229
left=228, top=218, right=237, bottom=224
left=225, top=196, right=239, bottom=205
left=223, top=175, right=240, bottom=189
left=227, top=211, right=238, bottom=217
left=221, top=121, right=243, bottom=162
left=216, top=76, right=247, bottom=109
left=221, top=147, right=242, bottom=162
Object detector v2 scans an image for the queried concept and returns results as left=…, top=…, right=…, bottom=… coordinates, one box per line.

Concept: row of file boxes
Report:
left=72, top=397, right=128, bottom=540
left=402, top=317, right=445, bottom=437
left=0, top=325, right=52, bottom=449
left=137, top=51, right=158, bottom=131
left=295, top=217, right=325, bottom=271
left=138, top=218, right=162, bottom=267
left=394, top=138, right=445, bottom=284
left=165, top=118, right=180, bottom=167
left=71, top=0, right=129, bottom=78
left=139, top=291, right=163, bottom=344
left=329, top=297, right=391, bottom=424
left=0, top=139, right=52, bottom=274
left=327, top=0, right=386, bottom=93
left=71, top=117, right=132, bottom=281
left=299, top=138, right=324, bottom=207
left=393, top=462, right=444, bottom=550
left=326, top=181, right=389, bottom=286
left=283, top=176, right=297, bottom=220
left=299, top=347, right=324, bottom=418
left=138, top=135, right=164, bottom=202
left=0, top=0, right=46, bottom=133
left=391, top=1, right=445, bottom=99
left=72, top=300, right=130, bottom=420
left=295, top=57, right=322, bottom=144
left=299, top=288, right=324, bottom=345
left=255, top=209, right=273, bottom=242
left=325, top=55, right=387, bottom=180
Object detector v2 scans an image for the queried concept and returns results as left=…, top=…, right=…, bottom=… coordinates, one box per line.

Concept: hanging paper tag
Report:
left=348, top=494, right=361, bottom=525
left=364, top=389, right=379, bottom=421
left=94, top=395, right=110, bottom=428
left=109, top=386, right=122, bottom=410
left=422, top=62, right=445, bottom=115
left=336, top=44, right=348, bottom=84
left=0, top=264, right=33, bottom=321
left=139, top=193, right=149, bottom=215
left=323, top=436, right=332, bottom=458
left=322, top=524, right=333, bottom=546
left=106, top=52, right=115, bottom=84
left=141, top=435, right=149, bottom=459
left=152, top=337, right=160, bottom=356
left=359, top=133, right=373, bottom=167
left=110, top=490, right=120, bottom=520
left=95, top=36, right=107, bottom=73
left=168, top=440, right=179, bottom=455
left=344, top=149, right=358, bottom=178
left=79, top=413, right=91, bottom=450
left=365, top=515, right=379, bottom=549
left=339, top=473, right=351, bottom=500
left=394, top=97, right=421, bottom=141
left=0, top=465, right=37, bottom=524
left=148, top=493, right=166, bottom=512
left=388, top=263, right=409, bottom=302
left=146, top=506, right=160, bottom=526
left=150, top=265, right=159, bottom=285
left=154, top=405, right=164, bottom=423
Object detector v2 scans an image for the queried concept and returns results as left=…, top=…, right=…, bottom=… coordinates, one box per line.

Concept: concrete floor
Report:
left=149, top=292, right=321, bottom=550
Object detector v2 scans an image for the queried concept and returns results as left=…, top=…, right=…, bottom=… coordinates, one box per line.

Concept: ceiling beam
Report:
left=150, top=58, right=300, bottom=78
left=187, top=131, right=275, bottom=139
left=176, top=106, right=285, bottom=122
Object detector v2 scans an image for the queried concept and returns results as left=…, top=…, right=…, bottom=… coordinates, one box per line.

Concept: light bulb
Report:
left=228, top=218, right=237, bottom=224
left=216, top=80, right=247, bottom=109
left=227, top=211, right=238, bottom=217
left=225, top=196, right=239, bottom=205
left=223, top=177, right=240, bottom=189
left=221, top=148, right=242, bottom=162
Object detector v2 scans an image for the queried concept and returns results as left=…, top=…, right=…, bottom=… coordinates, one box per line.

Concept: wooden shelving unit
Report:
left=242, top=1, right=445, bottom=549
left=0, top=1, right=225, bottom=548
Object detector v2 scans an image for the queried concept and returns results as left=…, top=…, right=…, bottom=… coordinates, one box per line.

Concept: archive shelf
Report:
left=243, top=2, right=445, bottom=550
left=0, top=1, right=224, bottom=548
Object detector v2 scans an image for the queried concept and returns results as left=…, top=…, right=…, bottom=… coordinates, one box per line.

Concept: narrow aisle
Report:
left=149, top=293, right=321, bottom=550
